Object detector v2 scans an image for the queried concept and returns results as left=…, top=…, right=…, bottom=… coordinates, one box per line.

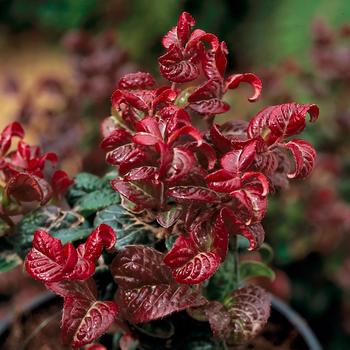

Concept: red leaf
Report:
left=136, top=116, right=162, bottom=137
left=159, top=46, right=200, bottom=83
left=177, top=12, right=195, bottom=46
left=230, top=186, right=267, bottom=225
left=247, top=103, right=319, bottom=144
left=189, top=98, right=230, bottom=115
left=164, top=212, right=228, bottom=284
left=238, top=223, right=265, bottom=251
left=206, top=169, right=241, bottom=193
left=184, top=141, right=217, bottom=170
left=188, top=78, right=229, bottom=115
left=51, top=170, right=74, bottom=196
left=100, top=129, right=132, bottom=151
left=106, top=144, right=144, bottom=166
left=285, top=139, right=316, bottom=178
left=206, top=286, right=271, bottom=345
left=152, top=88, right=177, bottom=110
left=226, top=73, right=262, bottom=102
left=62, top=297, right=118, bottom=348
left=162, top=12, right=195, bottom=49
left=118, top=72, right=155, bottom=90
left=220, top=208, right=265, bottom=250
left=111, top=246, right=207, bottom=323
left=26, top=226, right=116, bottom=283
left=166, top=147, right=195, bottom=183
left=111, top=179, right=158, bottom=208
left=204, top=301, right=231, bottom=339
left=167, top=125, right=202, bottom=146
left=220, top=140, right=258, bottom=174
left=6, top=172, right=52, bottom=204
left=133, top=132, right=160, bottom=146
left=66, top=245, right=96, bottom=280
left=111, top=90, right=149, bottom=112
left=168, top=186, right=220, bottom=203
left=227, top=285, right=271, bottom=344
left=25, top=230, right=77, bottom=283
left=46, top=279, right=97, bottom=299
left=164, top=234, right=221, bottom=284
left=210, top=124, right=233, bottom=153
left=201, top=42, right=228, bottom=80
left=124, top=166, right=158, bottom=181
left=0, top=122, right=24, bottom=155
left=83, top=224, right=116, bottom=262
left=2, top=121, right=25, bottom=138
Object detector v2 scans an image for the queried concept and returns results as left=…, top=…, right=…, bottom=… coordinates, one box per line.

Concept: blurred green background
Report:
left=1, top=1, right=350, bottom=349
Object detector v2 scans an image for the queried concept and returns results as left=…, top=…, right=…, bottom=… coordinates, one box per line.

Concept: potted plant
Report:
left=1, top=12, right=322, bottom=349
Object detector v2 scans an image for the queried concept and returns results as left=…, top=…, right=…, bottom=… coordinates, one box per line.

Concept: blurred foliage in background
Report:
left=1, top=0, right=350, bottom=349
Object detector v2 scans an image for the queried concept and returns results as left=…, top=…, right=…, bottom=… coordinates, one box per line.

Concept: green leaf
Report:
left=51, top=227, right=91, bottom=245
left=165, top=234, right=178, bottom=251
left=67, top=172, right=101, bottom=205
left=259, top=243, right=274, bottom=264
left=207, top=253, right=237, bottom=302
left=9, top=206, right=87, bottom=257
left=10, top=206, right=62, bottom=255
left=0, top=251, right=21, bottom=272
left=75, top=187, right=120, bottom=216
left=239, top=260, right=275, bottom=282
left=94, top=204, right=157, bottom=248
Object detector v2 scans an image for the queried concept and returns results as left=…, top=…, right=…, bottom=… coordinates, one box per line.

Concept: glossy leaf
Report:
left=188, top=78, right=229, bottom=115
left=25, top=230, right=77, bottom=282
left=225, top=285, right=271, bottom=345
left=62, top=296, right=118, bottom=348
left=118, top=72, right=155, bottom=90
left=111, top=245, right=207, bottom=323
left=247, top=103, right=319, bottom=144
left=168, top=186, right=220, bottom=203
left=111, top=179, right=158, bottom=208
left=51, top=170, right=74, bottom=197
left=6, top=173, right=52, bottom=204
left=159, top=46, right=200, bottom=83
left=285, top=139, right=316, bottom=178
left=164, top=212, right=229, bottom=284
left=220, top=140, right=258, bottom=174
left=124, top=166, right=158, bottom=181
left=226, top=73, right=262, bottom=102
left=75, top=187, right=120, bottom=216
left=238, top=223, right=265, bottom=251
left=166, top=148, right=194, bottom=183
left=164, top=234, right=221, bottom=284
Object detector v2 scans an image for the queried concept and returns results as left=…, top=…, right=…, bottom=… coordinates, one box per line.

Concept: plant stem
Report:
left=232, top=235, right=240, bottom=287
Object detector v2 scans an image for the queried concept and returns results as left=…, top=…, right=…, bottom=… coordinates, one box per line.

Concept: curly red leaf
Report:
left=226, top=73, right=262, bottom=102
left=285, top=139, right=316, bottom=178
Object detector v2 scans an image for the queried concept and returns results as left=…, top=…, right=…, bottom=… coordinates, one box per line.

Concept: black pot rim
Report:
left=0, top=292, right=323, bottom=350
left=271, top=295, right=323, bottom=350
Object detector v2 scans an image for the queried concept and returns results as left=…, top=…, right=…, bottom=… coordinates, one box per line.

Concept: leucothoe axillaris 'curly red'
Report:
left=104, top=12, right=319, bottom=284
left=24, top=11, right=319, bottom=348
